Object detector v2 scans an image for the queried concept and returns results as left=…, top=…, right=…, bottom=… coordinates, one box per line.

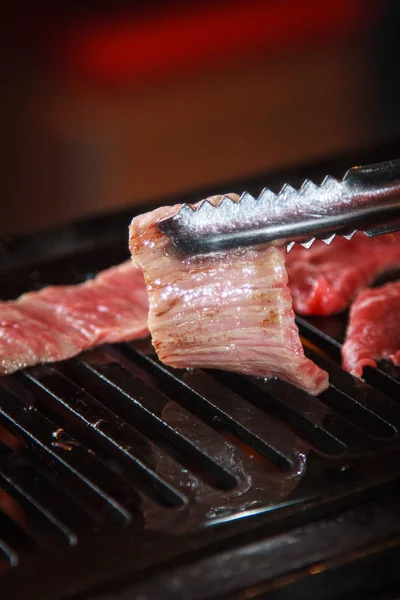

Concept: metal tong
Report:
left=158, top=158, right=400, bottom=255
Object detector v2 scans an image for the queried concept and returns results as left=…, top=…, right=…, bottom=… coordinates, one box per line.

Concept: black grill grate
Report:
left=1, top=142, right=400, bottom=600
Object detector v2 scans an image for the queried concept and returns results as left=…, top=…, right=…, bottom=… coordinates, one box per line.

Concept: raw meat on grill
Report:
left=342, top=280, right=400, bottom=376
left=129, top=198, right=329, bottom=396
left=286, top=232, right=400, bottom=316
left=0, top=261, right=149, bottom=375
left=3, top=191, right=399, bottom=391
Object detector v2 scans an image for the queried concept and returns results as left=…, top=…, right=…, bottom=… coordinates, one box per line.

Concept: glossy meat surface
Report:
left=342, top=280, right=400, bottom=376
left=286, top=232, right=400, bottom=315
left=0, top=262, right=149, bottom=375
left=130, top=200, right=329, bottom=395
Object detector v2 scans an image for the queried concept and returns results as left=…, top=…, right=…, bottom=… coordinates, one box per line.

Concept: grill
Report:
left=1, top=142, right=400, bottom=600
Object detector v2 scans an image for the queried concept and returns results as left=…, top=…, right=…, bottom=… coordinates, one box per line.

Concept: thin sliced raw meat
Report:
left=342, top=280, right=400, bottom=376
left=0, top=261, right=149, bottom=375
left=129, top=199, right=329, bottom=396
left=286, top=232, right=400, bottom=315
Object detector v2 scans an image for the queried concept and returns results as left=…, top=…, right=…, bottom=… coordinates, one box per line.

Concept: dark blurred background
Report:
left=1, top=0, right=400, bottom=237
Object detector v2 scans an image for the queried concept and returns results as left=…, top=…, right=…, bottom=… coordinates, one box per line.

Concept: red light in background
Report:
left=53, top=0, right=378, bottom=86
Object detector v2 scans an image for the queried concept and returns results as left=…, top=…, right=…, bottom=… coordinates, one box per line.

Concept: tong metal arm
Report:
left=158, top=159, right=400, bottom=255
